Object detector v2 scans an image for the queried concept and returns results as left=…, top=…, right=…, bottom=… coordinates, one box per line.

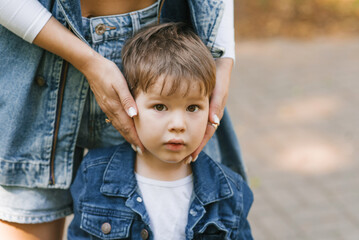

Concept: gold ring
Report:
left=211, top=122, right=219, bottom=130
left=105, top=118, right=112, bottom=124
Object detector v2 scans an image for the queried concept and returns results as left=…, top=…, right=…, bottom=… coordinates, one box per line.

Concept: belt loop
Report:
left=130, top=12, right=140, bottom=35
left=89, top=18, right=101, bottom=43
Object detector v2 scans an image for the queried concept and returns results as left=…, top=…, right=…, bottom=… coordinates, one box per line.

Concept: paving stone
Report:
left=229, top=37, right=359, bottom=240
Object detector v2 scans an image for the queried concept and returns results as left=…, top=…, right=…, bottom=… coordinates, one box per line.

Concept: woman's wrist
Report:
left=214, top=57, right=234, bottom=107
left=75, top=48, right=102, bottom=78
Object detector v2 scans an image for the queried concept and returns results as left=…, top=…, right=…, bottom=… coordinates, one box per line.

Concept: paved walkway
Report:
left=228, top=36, right=359, bottom=240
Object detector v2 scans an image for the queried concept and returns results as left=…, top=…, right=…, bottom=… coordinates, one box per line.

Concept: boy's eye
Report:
left=187, top=105, right=199, bottom=112
left=154, top=104, right=167, bottom=111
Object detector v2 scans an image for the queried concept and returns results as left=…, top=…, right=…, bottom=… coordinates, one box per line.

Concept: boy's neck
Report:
left=135, top=152, right=192, bottom=181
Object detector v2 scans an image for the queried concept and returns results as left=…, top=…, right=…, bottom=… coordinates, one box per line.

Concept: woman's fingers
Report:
left=187, top=58, right=234, bottom=162
left=186, top=122, right=217, bottom=164
left=110, top=73, right=145, bottom=152
left=112, top=76, right=138, bottom=118
left=84, top=56, right=144, bottom=151
left=106, top=105, right=144, bottom=151
left=189, top=80, right=225, bottom=160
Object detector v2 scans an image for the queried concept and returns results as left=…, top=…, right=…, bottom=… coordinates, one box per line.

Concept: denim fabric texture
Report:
left=0, top=1, right=159, bottom=224
left=0, top=0, right=246, bottom=224
left=0, top=186, right=73, bottom=224
left=68, top=143, right=253, bottom=240
left=0, top=0, right=237, bottom=189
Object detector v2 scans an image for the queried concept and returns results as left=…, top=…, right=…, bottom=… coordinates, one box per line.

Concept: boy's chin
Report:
left=142, top=148, right=196, bottom=165
left=159, top=157, right=188, bottom=164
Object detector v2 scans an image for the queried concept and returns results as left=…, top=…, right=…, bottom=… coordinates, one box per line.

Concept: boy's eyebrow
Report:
left=144, top=92, right=209, bottom=101
left=145, top=88, right=209, bottom=98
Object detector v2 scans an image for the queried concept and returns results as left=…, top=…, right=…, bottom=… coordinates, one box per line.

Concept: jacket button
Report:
left=101, top=222, right=111, bottom=234
left=95, top=23, right=106, bottom=35
left=140, top=229, right=149, bottom=239
left=189, top=209, right=197, bottom=216
left=35, top=76, right=45, bottom=86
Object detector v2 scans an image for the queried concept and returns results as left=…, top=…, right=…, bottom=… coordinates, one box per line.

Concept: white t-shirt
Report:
left=0, top=0, right=235, bottom=59
left=136, top=173, right=193, bottom=240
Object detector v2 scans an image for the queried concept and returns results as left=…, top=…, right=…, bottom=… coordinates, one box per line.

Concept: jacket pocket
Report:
left=81, top=212, right=133, bottom=239
left=194, top=223, right=229, bottom=240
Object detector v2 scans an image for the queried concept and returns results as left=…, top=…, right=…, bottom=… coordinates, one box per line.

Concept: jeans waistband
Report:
left=82, top=1, right=158, bottom=44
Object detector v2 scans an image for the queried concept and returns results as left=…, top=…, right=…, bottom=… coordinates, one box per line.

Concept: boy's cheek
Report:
left=133, top=117, right=140, bottom=129
left=191, top=121, right=207, bottom=146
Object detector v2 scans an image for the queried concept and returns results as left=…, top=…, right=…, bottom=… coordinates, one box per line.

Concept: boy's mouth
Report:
left=167, top=139, right=184, bottom=144
left=164, top=139, right=185, bottom=151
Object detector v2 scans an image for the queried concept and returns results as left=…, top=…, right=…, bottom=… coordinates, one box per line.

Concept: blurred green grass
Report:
left=235, top=0, right=359, bottom=39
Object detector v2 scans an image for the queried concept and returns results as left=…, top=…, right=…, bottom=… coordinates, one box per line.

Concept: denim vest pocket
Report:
left=81, top=211, right=132, bottom=239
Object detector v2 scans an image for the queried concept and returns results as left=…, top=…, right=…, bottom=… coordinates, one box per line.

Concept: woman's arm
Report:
left=33, top=17, right=144, bottom=151
left=0, top=0, right=144, bottom=151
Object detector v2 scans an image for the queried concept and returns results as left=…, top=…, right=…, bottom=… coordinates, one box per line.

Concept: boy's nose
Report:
left=168, top=112, right=186, bottom=132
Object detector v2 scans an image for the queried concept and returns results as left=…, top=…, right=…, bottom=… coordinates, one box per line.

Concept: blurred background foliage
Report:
left=234, top=0, right=359, bottom=39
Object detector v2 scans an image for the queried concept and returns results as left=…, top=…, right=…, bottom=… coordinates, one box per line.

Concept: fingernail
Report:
left=186, top=156, right=193, bottom=165
left=131, top=144, right=137, bottom=152
left=213, top=114, right=220, bottom=125
left=193, top=156, right=198, bottom=162
left=128, top=107, right=137, bottom=118
left=136, top=146, right=143, bottom=155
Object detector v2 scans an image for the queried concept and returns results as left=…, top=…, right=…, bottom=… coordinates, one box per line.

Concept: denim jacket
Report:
left=68, top=143, right=253, bottom=240
left=0, top=0, right=245, bottom=189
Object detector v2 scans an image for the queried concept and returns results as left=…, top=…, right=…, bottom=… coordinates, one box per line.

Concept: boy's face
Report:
left=134, top=77, right=209, bottom=164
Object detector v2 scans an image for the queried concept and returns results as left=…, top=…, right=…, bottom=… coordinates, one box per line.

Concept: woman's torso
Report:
left=0, top=0, right=232, bottom=189
left=80, top=0, right=157, bottom=17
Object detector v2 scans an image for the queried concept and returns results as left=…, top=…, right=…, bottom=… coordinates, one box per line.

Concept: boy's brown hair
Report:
left=122, top=22, right=216, bottom=97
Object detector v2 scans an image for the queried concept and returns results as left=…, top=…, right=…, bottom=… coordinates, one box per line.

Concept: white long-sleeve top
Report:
left=0, top=0, right=51, bottom=43
left=0, top=0, right=235, bottom=59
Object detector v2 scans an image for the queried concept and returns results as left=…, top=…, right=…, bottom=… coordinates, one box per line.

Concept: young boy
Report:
left=68, top=23, right=253, bottom=240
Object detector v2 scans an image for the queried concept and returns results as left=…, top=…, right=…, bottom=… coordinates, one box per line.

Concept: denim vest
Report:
left=0, top=0, right=245, bottom=189
left=68, top=143, right=253, bottom=240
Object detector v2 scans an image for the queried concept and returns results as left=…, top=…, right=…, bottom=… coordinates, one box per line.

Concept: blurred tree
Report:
left=234, top=0, right=359, bottom=39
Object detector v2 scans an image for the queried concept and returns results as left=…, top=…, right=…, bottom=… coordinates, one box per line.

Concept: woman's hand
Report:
left=80, top=53, right=144, bottom=151
left=33, top=17, right=144, bottom=151
left=186, top=57, right=234, bottom=163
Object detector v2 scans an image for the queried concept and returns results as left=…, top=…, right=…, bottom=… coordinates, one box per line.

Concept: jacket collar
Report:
left=100, top=143, right=233, bottom=205
left=192, top=152, right=233, bottom=205
left=100, top=143, right=138, bottom=197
